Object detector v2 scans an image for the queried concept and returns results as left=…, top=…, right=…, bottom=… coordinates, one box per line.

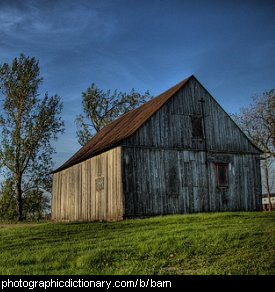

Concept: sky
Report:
left=0, top=0, right=274, bottom=168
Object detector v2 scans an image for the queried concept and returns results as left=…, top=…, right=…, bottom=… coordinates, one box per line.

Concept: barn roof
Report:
left=53, top=74, right=262, bottom=174
left=53, top=75, right=193, bottom=173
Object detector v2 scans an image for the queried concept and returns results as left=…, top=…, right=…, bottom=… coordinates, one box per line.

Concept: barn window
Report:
left=191, top=116, right=203, bottom=139
left=215, top=163, right=229, bottom=187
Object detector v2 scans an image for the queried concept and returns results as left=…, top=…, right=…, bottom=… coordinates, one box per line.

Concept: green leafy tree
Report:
left=76, top=83, right=152, bottom=145
left=0, top=178, right=16, bottom=221
left=23, top=189, right=50, bottom=220
left=232, top=89, right=275, bottom=211
left=0, top=54, right=64, bottom=221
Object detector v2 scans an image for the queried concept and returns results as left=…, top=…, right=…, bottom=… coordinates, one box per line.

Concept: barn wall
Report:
left=52, top=147, right=123, bottom=221
left=122, top=78, right=262, bottom=216
left=122, top=147, right=262, bottom=217
left=124, top=78, right=260, bottom=154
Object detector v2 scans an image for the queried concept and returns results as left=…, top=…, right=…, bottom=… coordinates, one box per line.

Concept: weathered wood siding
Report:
left=122, top=148, right=262, bottom=217
left=124, top=78, right=260, bottom=154
left=122, top=78, right=262, bottom=216
left=52, top=147, right=123, bottom=221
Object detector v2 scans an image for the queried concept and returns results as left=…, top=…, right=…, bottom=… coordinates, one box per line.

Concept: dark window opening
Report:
left=215, top=163, right=229, bottom=187
left=191, top=116, right=203, bottom=139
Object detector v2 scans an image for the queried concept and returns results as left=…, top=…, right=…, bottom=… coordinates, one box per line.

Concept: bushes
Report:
left=0, top=179, right=50, bottom=221
left=0, top=179, right=16, bottom=221
left=23, top=189, right=50, bottom=220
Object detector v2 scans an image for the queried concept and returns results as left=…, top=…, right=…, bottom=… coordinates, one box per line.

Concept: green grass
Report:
left=0, top=212, right=274, bottom=275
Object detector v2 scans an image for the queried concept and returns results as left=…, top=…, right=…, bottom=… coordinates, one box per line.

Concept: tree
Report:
left=232, top=89, right=275, bottom=211
left=0, top=54, right=64, bottom=221
left=75, top=83, right=152, bottom=145
left=0, top=178, right=16, bottom=221
left=23, top=189, right=50, bottom=220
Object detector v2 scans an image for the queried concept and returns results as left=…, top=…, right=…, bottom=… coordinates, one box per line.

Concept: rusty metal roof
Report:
left=53, top=75, right=193, bottom=173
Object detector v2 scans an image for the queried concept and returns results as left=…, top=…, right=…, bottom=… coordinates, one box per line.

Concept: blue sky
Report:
left=0, top=0, right=274, bottom=168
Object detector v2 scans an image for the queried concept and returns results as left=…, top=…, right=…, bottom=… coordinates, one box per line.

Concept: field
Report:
left=0, top=212, right=274, bottom=275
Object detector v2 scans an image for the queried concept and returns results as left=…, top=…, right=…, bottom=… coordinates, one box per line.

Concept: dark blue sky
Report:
left=0, top=0, right=274, bottom=167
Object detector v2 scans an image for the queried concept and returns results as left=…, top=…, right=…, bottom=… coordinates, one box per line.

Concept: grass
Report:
left=0, top=212, right=274, bottom=275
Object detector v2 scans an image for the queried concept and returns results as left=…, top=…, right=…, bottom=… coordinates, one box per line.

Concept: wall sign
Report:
left=95, top=177, right=104, bottom=191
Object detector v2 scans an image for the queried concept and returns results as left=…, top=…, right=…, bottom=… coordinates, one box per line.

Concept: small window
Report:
left=215, top=163, right=229, bottom=187
left=191, top=116, right=203, bottom=139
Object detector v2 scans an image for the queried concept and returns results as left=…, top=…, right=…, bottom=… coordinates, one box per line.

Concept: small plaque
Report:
left=95, top=177, right=104, bottom=191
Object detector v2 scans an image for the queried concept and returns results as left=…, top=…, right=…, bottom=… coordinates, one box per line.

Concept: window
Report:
left=215, top=163, right=229, bottom=187
left=191, top=116, right=203, bottom=139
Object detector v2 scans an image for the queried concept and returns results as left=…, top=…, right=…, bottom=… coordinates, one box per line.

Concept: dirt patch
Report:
left=0, top=223, right=41, bottom=228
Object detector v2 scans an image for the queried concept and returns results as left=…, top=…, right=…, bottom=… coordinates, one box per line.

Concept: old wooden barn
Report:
left=52, top=75, right=262, bottom=221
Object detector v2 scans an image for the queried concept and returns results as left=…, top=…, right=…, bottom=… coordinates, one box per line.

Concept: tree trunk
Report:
left=264, top=161, right=272, bottom=212
left=16, top=175, right=23, bottom=221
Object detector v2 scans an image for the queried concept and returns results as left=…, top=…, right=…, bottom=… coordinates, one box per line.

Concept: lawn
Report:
left=0, top=212, right=274, bottom=275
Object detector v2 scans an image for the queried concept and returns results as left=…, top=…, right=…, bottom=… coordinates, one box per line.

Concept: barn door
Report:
left=178, top=153, right=210, bottom=214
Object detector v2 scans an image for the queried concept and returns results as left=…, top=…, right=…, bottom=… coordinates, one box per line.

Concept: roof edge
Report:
left=52, top=75, right=193, bottom=173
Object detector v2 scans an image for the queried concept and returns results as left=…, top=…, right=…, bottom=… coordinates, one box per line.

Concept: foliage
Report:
left=0, top=54, right=64, bottom=220
left=0, top=179, right=50, bottom=221
left=23, top=189, right=50, bottom=221
left=0, top=179, right=16, bottom=221
left=0, top=212, right=274, bottom=275
left=76, top=83, right=152, bottom=145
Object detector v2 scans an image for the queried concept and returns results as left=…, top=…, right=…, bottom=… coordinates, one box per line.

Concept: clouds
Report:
left=0, top=5, right=23, bottom=33
left=0, top=0, right=274, bottom=167
left=0, top=0, right=118, bottom=50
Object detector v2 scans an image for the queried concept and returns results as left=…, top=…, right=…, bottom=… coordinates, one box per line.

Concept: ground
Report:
left=0, top=212, right=274, bottom=275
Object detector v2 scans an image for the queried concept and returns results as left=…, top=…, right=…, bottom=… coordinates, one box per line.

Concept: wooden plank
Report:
left=57, top=172, right=61, bottom=220
left=51, top=174, right=56, bottom=219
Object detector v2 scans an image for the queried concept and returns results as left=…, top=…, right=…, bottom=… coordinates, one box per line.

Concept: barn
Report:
left=51, top=75, right=262, bottom=221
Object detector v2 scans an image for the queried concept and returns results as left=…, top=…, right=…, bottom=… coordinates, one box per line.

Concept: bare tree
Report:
left=262, top=158, right=274, bottom=210
left=232, top=89, right=275, bottom=211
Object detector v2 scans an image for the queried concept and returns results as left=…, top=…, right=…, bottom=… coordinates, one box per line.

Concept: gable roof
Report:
left=53, top=75, right=262, bottom=174
left=53, top=75, right=193, bottom=173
